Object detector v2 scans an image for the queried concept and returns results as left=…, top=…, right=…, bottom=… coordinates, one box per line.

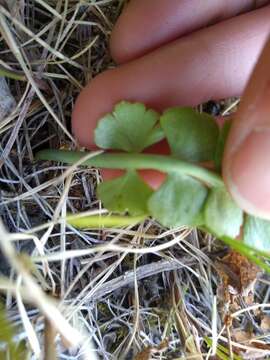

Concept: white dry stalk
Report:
left=120, top=254, right=140, bottom=359
left=67, top=252, right=127, bottom=319
left=41, top=172, right=73, bottom=248
left=231, top=303, right=270, bottom=318
left=0, top=150, right=104, bottom=206
left=16, top=276, right=41, bottom=357
left=211, top=296, right=217, bottom=356
left=0, top=275, right=100, bottom=360
left=55, top=0, right=78, bottom=52
left=57, top=63, right=83, bottom=89
left=6, top=207, right=52, bottom=283
left=0, top=81, right=30, bottom=132
left=34, top=0, right=62, bottom=19
left=20, top=16, right=60, bottom=49
left=0, top=77, right=16, bottom=122
left=9, top=232, right=44, bottom=256
left=62, top=222, right=140, bottom=304
left=0, top=219, right=83, bottom=350
left=60, top=184, right=68, bottom=297
left=187, top=309, right=270, bottom=356
left=0, top=8, right=76, bottom=143
left=38, top=151, right=103, bottom=247
left=33, top=229, right=191, bottom=263
left=0, top=6, right=84, bottom=70
left=221, top=99, right=240, bottom=116
left=70, top=35, right=99, bottom=61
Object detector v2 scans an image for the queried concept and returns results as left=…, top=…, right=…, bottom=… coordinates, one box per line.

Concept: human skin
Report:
left=72, top=0, right=270, bottom=219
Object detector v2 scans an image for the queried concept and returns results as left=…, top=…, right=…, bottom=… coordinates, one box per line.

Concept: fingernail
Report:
left=227, top=129, right=270, bottom=219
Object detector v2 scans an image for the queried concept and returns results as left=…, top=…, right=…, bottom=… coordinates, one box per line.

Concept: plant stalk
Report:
left=37, top=149, right=223, bottom=187
left=66, top=213, right=147, bottom=228
left=0, top=64, right=25, bottom=81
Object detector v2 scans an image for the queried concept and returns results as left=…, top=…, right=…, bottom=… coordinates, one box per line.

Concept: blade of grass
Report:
left=0, top=64, right=25, bottom=81
left=67, top=213, right=147, bottom=228
left=205, top=337, right=242, bottom=360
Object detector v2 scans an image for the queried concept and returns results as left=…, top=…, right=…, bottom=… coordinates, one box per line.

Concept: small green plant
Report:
left=37, top=101, right=270, bottom=255
left=204, top=337, right=242, bottom=360
left=0, top=304, right=27, bottom=359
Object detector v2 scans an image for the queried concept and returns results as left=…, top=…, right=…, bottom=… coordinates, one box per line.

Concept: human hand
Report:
left=72, top=0, right=270, bottom=219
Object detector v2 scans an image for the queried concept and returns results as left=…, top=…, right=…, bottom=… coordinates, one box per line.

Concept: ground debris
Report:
left=0, top=77, right=16, bottom=122
left=260, top=315, right=270, bottom=332
left=134, top=340, right=169, bottom=360
left=215, top=250, right=261, bottom=301
left=1, top=0, right=270, bottom=358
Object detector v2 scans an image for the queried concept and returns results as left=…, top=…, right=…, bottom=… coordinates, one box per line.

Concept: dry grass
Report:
left=0, top=1, right=270, bottom=359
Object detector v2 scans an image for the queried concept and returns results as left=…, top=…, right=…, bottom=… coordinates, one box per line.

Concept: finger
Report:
left=74, top=7, right=270, bottom=188
left=223, top=36, right=270, bottom=219
left=73, top=6, right=270, bottom=150
left=111, top=0, right=270, bottom=63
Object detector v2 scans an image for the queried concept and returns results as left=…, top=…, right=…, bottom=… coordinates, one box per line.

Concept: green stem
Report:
left=37, top=149, right=223, bottom=187
left=66, top=213, right=147, bottom=228
left=0, top=64, right=25, bottom=81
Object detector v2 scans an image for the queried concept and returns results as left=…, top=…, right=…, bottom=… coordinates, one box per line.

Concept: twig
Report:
left=87, top=258, right=195, bottom=301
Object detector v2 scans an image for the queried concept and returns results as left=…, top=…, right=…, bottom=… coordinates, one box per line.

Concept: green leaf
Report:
left=148, top=173, right=208, bottom=227
left=161, top=107, right=219, bottom=162
left=214, top=119, right=232, bottom=171
left=204, top=186, right=243, bottom=238
left=94, top=101, right=163, bottom=152
left=97, top=170, right=153, bottom=215
left=243, top=215, right=270, bottom=251
left=191, top=211, right=205, bottom=226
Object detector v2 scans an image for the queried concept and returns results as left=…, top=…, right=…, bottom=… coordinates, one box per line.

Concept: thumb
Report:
left=223, top=35, right=270, bottom=219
